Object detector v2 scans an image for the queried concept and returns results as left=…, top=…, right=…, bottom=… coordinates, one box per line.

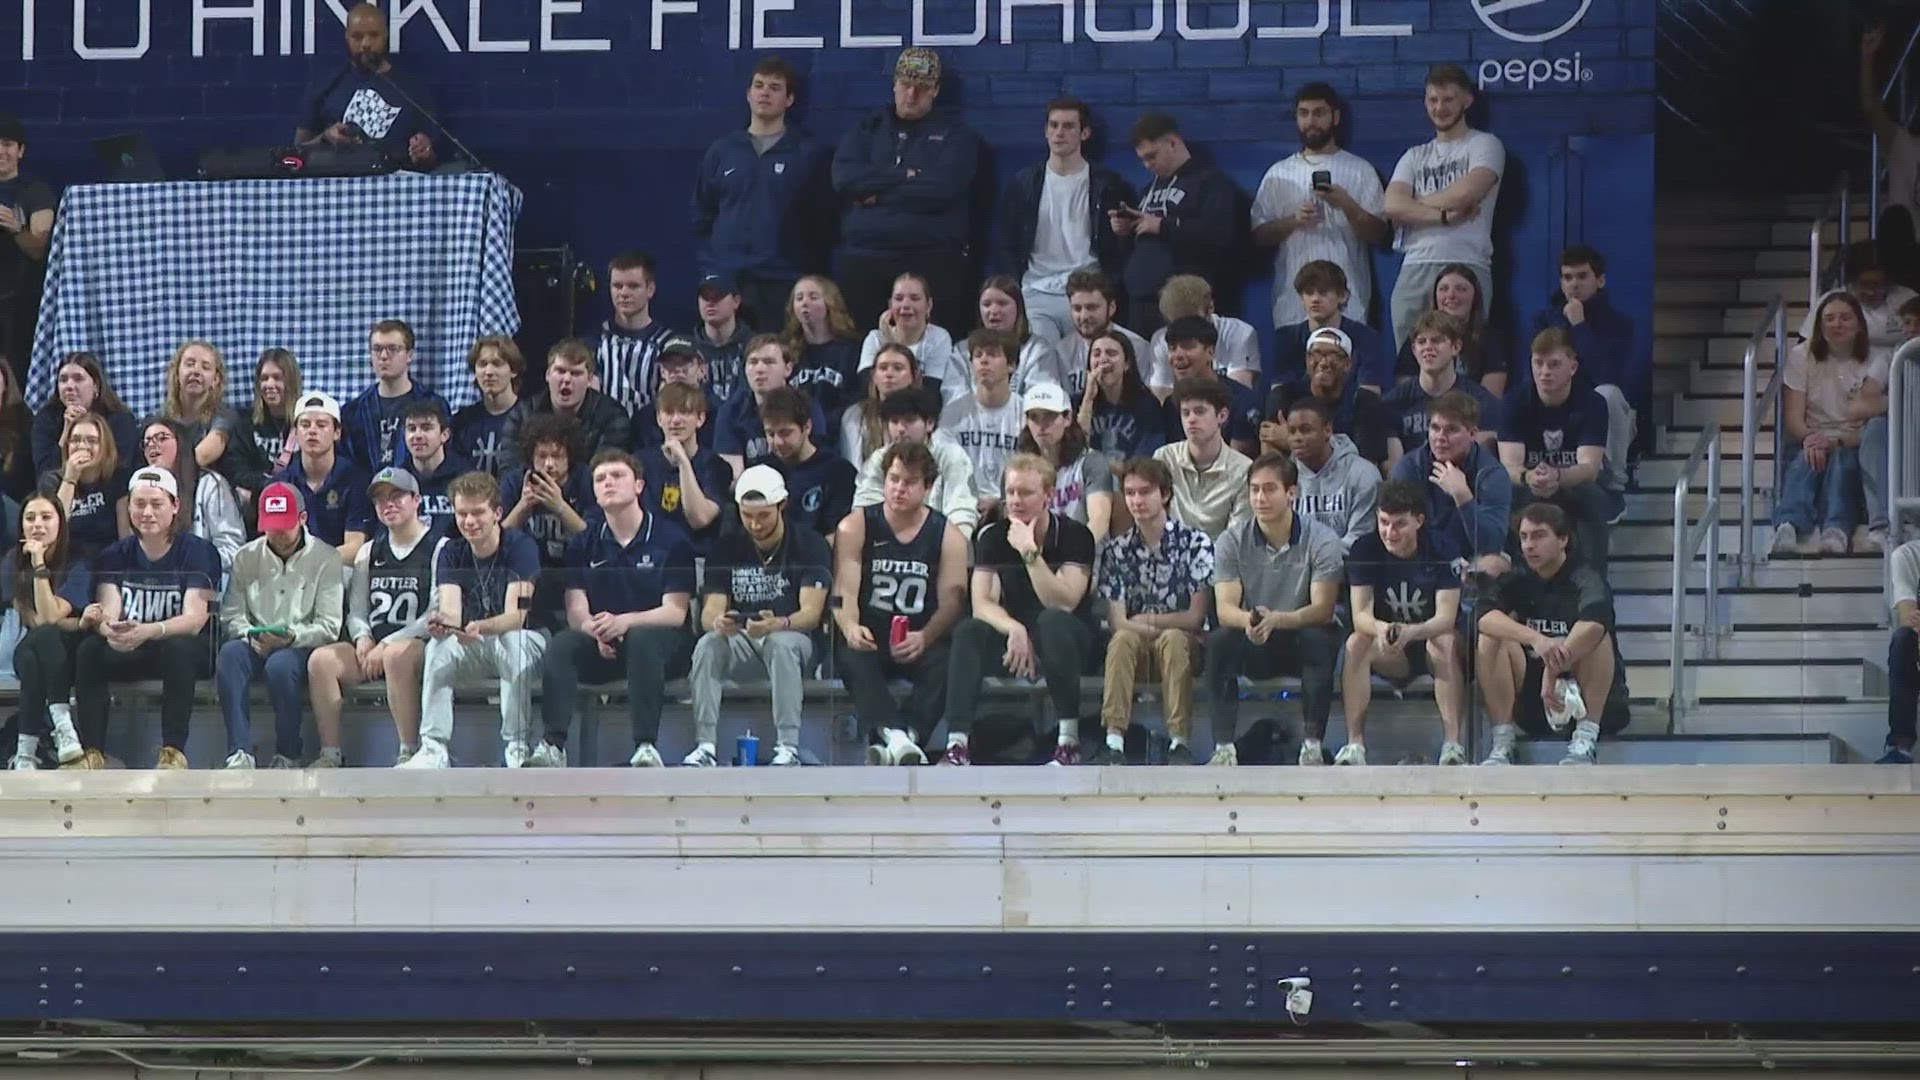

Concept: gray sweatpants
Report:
left=688, top=629, right=812, bottom=748
left=421, top=629, right=549, bottom=746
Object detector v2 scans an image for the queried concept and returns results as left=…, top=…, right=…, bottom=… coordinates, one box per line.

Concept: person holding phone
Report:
left=215, top=483, right=344, bottom=769
left=1112, top=112, right=1240, bottom=336
left=1251, top=83, right=1389, bottom=329
left=73, top=467, right=223, bottom=769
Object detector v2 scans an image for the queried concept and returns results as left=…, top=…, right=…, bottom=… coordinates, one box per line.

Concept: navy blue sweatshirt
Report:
left=1121, top=159, right=1240, bottom=301
left=1527, top=288, right=1639, bottom=396
left=832, top=107, right=983, bottom=256
left=692, top=126, right=833, bottom=280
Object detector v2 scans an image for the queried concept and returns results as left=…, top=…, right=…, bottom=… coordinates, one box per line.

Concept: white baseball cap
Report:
left=128, top=466, right=179, bottom=500
left=1022, top=382, right=1071, bottom=414
left=294, top=390, right=342, bottom=423
left=1305, top=326, right=1353, bottom=355
left=735, top=464, right=788, bottom=506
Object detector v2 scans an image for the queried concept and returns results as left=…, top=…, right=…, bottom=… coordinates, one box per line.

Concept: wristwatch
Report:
left=1020, top=549, right=1039, bottom=566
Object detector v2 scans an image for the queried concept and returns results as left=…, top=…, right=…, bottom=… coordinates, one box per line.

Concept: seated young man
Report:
left=401, top=471, right=547, bottom=769
left=716, top=334, right=827, bottom=475
left=1382, top=310, right=1501, bottom=471
left=630, top=335, right=722, bottom=451
left=342, top=319, right=451, bottom=472
left=1499, top=329, right=1618, bottom=573
left=1284, top=398, right=1379, bottom=553
left=1153, top=376, right=1253, bottom=542
left=854, top=386, right=979, bottom=539
left=540, top=450, right=696, bottom=767
left=1270, top=260, right=1391, bottom=393
left=832, top=441, right=970, bottom=766
left=1146, top=274, right=1260, bottom=390
left=275, top=390, right=372, bottom=565
left=1203, top=452, right=1343, bottom=766
left=639, top=382, right=732, bottom=555
left=1158, top=316, right=1262, bottom=458
left=1527, top=246, right=1637, bottom=491
left=1057, top=269, right=1153, bottom=398
left=400, top=401, right=472, bottom=537
left=1882, top=538, right=1920, bottom=765
left=686, top=465, right=831, bottom=767
left=941, top=453, right=1099, bottom=766
left=451, top=336, right=526, bottom=476
left=1263, top=326, right=1392, bottom=468
left=501, top=338, right=632, bottom=472
left=940, top=328, right=1027, bottom=519
left=1093, top=457, right=1215, bottom=766
left=216, top=483, right=344, bottom=769
left=502, top=413, right=592, bottom=636
left=747, top=386, right=857, bottom=540
left=307, top=467, right=433, bottom=766
left=1340, top=478, right=1466, bottom=766
left=1475, top=502, right=1632, bottom=766
left=1388, top=390, right=1514, bottom=579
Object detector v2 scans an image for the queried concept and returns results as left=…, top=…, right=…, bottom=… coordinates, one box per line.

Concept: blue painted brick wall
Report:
left=2, top=0, right=1653, bottom=386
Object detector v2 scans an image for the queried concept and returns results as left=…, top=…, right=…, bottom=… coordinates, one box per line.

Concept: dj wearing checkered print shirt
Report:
left=1251, top=83, right=1388, bottom=330
left=295, top=3, right=437, bottom=170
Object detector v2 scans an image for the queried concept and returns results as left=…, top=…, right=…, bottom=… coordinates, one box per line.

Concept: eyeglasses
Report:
left=371, top=344, right=407, bottom=357
left=144, top=433, right=175, bottom=446
left=67, top=435, right=100, bottom=446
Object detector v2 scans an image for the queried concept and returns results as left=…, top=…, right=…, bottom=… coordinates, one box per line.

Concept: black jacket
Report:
left=831, top=107, right=983, bottom=257
left=998, top=162, right=1136, bottom=281
left=499, top=389, right=631, bottom=472
left=1122, top=159, right=1241, bottom=300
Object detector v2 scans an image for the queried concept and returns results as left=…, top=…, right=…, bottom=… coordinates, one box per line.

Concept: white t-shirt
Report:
left=1892, top=538, right=1920, bottom=609
left=1800, top=286, right=1920, bottom=348
left=1780, top=342, right=1891, bottom=437
left=1024, top=165, right=1095, bottom=294
left=941, top=390, right=1027, bottom=500
left=1147, top=313, right=1261, bottom=391
left=857, top=326, right=966, bottom=406
left=1251, top=148, right=1385, bottom=326
left=1056, top=323, right=1153, bottom=398
left=1389, top=128, right=1504, bottom=266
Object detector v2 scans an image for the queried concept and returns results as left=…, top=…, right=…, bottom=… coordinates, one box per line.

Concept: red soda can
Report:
left=890, top=615, right=910, bottom=649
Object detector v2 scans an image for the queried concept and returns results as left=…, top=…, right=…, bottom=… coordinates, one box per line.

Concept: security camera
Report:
left=1276, top=977, right=1311, bottom=991
left=1278, top=977, right=1313, bottom=1022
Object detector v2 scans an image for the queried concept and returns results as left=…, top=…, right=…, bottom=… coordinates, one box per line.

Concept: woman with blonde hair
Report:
left=840, top=342, right=922, bottom=467
left=783, top=275, right=862, bottom=425
left=46, top=413, right=129, bottom=556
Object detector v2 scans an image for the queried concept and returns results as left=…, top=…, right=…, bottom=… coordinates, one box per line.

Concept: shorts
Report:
left=1515, top=656, right=1632, bottom=738
left=1376, top=640, right=1431, bottom=687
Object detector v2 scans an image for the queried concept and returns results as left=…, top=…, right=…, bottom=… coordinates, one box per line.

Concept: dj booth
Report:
left=26, top=171, right=521, bottom=417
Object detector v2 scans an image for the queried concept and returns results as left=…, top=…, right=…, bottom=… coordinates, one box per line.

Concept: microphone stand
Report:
left=364, top=60, right=495, bottom=176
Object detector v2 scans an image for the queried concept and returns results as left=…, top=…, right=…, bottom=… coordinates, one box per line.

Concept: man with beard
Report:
left=1251, top=83, right=1388, bottom=329
left=1057, top=270, right=1152, bottom=398
left=296, top=2, right=437, bottom=169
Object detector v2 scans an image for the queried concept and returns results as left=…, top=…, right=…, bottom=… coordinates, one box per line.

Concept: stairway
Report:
left=1637, top=189, right=1889, bottom=761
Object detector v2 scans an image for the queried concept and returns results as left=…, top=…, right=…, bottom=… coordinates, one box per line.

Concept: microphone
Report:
left=363, top=62, right=493, bottom=176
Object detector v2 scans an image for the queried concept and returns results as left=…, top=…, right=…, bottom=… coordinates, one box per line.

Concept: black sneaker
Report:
left=1085, top=742, right=1127, bottom=766
left=1166, top=743, right=1196, bottom=766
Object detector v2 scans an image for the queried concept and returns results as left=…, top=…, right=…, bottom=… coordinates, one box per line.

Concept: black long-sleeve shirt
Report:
left=1122, top=159, right=1240, bottom=301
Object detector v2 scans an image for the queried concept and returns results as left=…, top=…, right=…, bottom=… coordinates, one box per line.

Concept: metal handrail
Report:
left=1889, top=338, right=1920, bottom=613
left=1669, top=421, right=1723, bottom=732
left=1869, top=20, right=1920, bottom=240
left=1808, top=172, right=1852, bottom=307
left=1738, top=298, right=1788, bottom=583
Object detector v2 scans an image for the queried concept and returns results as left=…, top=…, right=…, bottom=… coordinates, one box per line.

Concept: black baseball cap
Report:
left=0, top=114, right=25, bottom=145
left=697, top=271, right=739, bottom=298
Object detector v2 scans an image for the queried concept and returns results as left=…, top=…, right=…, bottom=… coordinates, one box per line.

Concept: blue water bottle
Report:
left=735, top=733, right=760, bottom=767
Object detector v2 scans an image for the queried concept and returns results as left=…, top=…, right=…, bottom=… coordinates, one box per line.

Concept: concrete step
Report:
left=1615, top=586, right=1887, bottom=628
left=1671, top=394, right=1775, bottom=429
left=1689, top=364, right=1786, bottom=395
left=1662, top=279, right=1742, bottom=304
left=1610, top=522, right=1746, bottom=557
left=1737, top=276, right=1811, bottom=304
left=1679, top=700, right=1888, bottom=761
left=1616, top=625, right=1888, bottom=662
left=1771, top=218, right=1871, bottom=246
left=1619, top=489, right=1740, bottom=520
left=1661, top=222, right=1775, bottom=248
left=1656, top=426, right=1760, bottom=455
left=1724, top=302, right=1808, bottom=335
left=1635, top=453, right=1769, bottom=489
left=1626, top=657, right=1870, bottom=702
left=1654, top=334, right=1707, bottom=368
left=1608, top=554, right=1886, bottom=593
left=1754, top=246, right=1817, bottom=275
left=1511, top=733, right=1843, bottom=765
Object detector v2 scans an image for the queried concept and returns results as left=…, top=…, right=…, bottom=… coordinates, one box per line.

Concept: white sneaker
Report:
left=1769, top=522, right=1798, bottom=556
left=884, top=728, right=925, bottom=766
left=771, top=744, right=802, bottom=766
left=527, top=742, right=566, bottom=768
left=48, top=705, right=82, bottom=765
left=1544, top=676, right=1587, bottom=732
left=224, top=749, right=256, bottom=770
left=394, top=745, right=416, bottom=767
left=1560, top=720, right=1599, bottom=765
left=1332, top=743, right=1367, bottom=766
left=1208, top=743, right=1238, bottom=767
left=1819, top=527, right=1849, bottom=554
left=630, top=743, right=664, bottom=768
left=1481, top=725, right=1517, bottom=766
left=267, top=753, right=299, bottom=769
left=503, top=740, right=530, bottom=769
left=10, top=735, right=39, bottom=770
left=396, top=739, right=450, bottom=769
left=1868, top=526, right=1892, bottom=554
left=1297, top=738, right=1326, bottom=766
left=1438, top=741, right=1468, bottom=766
left=310, top=748, right=343, bottom=769
left=682, top=744, right=718, bottom=768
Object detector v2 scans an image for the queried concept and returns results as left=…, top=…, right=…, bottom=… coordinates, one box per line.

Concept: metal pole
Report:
left=1839, top=188, right=1852, bottom=284
left=1773, top=303, right=1786, bottom=553
left=1669, top=463, right=1686, bottom=732
left=1809, top=216, right=1821, bottom=310
left=1739, top=328, right=1755, bottom=583
left=1706, top=437, right=1721, bottom=659
left=1871, top=135, right=1882, bottom=243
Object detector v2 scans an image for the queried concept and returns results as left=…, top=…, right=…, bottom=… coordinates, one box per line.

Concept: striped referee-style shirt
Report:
left=1250, top=148, right=1385, bottom=328
left=594, top=319, right=676, bottom=417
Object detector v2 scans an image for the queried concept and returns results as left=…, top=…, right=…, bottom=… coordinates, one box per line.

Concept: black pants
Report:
left=1890, top=627, right=1918, bottom=749
left=838, top=251, right=977, bottom=336
left=540, top=627, right=690, bottom=748
left=1127, top=296, right=1166, bottom=339
left=943, top=611, right=1095, bottom=737
left=74, top=633, right=212, bottom=751
left=13, top=624, right=79, bottom=738
left=837, top=633, right=951, bottom=747
left=1203, top=625, right=1341, bottom=741
left=739, top=271, right=801, bottom=333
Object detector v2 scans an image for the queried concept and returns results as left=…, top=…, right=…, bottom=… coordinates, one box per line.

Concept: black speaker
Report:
left=512, top=246, right=592, bottom=377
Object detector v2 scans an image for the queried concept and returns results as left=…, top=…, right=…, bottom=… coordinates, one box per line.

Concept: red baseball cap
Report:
left=257, top=481, right=305, bottom=532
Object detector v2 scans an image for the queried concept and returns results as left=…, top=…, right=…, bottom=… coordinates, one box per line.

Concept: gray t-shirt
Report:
left=1213, top=514, right=1344, bottom=613
left=1052, top=449, right=1112, bottom=525
left=751, top=131, right=782, bottom=156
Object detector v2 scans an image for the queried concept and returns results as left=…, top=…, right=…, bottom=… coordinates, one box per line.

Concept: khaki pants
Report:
left=1101, top=628, right=1196, bottom=738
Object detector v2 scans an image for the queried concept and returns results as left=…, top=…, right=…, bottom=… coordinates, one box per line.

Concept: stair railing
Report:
left=1669, top=421, right=1723, bottom=732
left=1869, top=21, right=1920, bottom=240
left=1738, top=298, right=1789, bottom=584
left=1887, top=338, right=1920, bottom=612
left=1808, top=172, right=1853, bottom=306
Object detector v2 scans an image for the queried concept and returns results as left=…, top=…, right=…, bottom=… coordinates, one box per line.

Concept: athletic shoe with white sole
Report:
left=503, top=740, right=530, bottom=769
left=771, top=744, right=802, bottom=766
left=630, top=743, right=664, bottom=768
left=310, top=748, right=343, bottom=768
left=1769, top=523, right=1798, bottom=556
left=396, top=739, right=450, bottom=769
left=156, top=746, right=187, bottom=770
left=1818, top=527, right=1849, bottom=555
left=1560, top=719, right=1600, bottom=765
left=1297, top=738, right=1327, bottom=766
left=1437, top=741, right=1468, bottom=766
left=682, top=744, right=719, bottom=768
left=10, top=742, right=38, bottom=770
left=225, top=749, right=256, bottom=770
left=527, top=742, right=566, bottom=768
left=394, top=745, right=415, bottom=767
left=48, top=704, right=82, bottom=765
left=1208, top=743, right=1238, bottom=767
left=267, top=754, right=299, bottom=769
left=1481, top=724, right=1517, bottom=766
left=1332, top=743, right=1367, bottom=766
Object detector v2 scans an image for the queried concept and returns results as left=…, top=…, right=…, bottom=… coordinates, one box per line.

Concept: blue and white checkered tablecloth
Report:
left=28, top=171, right=522, bottom=417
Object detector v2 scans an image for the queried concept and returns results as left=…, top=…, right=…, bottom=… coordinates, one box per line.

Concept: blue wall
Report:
left=1, top=0, right=1654, bottom=371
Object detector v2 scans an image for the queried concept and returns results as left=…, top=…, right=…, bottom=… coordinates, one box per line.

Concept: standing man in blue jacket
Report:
left=832, top=47, right=984, bottom=333
left=1529, top=245, right=1637, bottom=492
left=691, top=57, right=832, bottom=330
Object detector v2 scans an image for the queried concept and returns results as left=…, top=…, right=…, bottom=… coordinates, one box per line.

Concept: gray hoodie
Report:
left=1292, top=433, right=1381, bottom=553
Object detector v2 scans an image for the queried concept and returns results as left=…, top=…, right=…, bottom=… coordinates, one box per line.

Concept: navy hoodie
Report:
left=691, top=126, right=833, bottom=279
left=832, top=107, right=983, bottom=256
left=1527, top=288, right=1638, bottom=396
left=1121, top=158, right=1240, bottom=301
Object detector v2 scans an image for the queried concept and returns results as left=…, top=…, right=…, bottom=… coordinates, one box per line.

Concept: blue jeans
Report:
left=215, top=639, right=315, bottom=759
left=1861, top=416, right=1890, bottom=531
left=1773, top=444, right=1861, bottom=534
